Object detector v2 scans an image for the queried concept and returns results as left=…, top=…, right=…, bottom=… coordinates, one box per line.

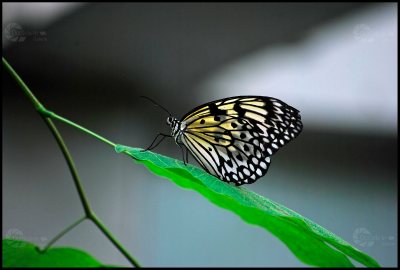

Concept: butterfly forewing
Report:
left=180, top=96, right=302, bottom=186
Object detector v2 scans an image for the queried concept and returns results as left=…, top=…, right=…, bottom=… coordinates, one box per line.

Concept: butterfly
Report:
left=143, top=96, right=303, bottom=186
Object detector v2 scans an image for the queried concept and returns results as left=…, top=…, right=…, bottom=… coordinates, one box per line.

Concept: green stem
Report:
left=41, top=216, right=87, bottom=252
left=47, top=111, right=116, bottom=147
left=90, top=213, right=141, bottom=267
left=2, top=56, right=44, bottom=111
left=42, top=117, right=93, bottom=216
left=2, top=57, right=115, bottom=148
left=3, top=57, right=140, bottom=267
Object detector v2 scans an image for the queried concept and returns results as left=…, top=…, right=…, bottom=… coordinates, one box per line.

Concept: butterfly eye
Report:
left=166, top=117, right=173, bottom=125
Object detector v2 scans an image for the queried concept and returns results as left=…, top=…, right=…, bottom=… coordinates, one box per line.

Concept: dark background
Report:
left=3, top=3, right=397, bottom=267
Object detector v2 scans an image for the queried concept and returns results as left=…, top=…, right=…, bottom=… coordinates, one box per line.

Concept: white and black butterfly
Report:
left=143, top=96, right=303, bottom=186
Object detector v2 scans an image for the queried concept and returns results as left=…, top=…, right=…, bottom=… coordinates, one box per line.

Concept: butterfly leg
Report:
left=142, top=133, right=172, bottom=152
left=178, top=143, right=187, bottom=166
left=185, top=147, right=189, bottom=164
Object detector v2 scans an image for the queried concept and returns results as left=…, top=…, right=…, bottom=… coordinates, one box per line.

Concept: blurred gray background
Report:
left=2, top=2, right=397, bottom=267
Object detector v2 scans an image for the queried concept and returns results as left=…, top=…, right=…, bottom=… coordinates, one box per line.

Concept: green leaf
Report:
left=116, top=145, right=380, bottom=268
left=2, top=239, right=104, bottom=267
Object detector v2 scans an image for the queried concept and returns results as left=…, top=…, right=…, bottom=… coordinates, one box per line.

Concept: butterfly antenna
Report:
left=140, top=96, right=172, bottom=116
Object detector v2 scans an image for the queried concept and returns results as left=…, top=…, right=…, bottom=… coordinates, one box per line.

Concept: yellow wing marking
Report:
left=183, top=107, right=209, bottom=121
left=241, top=100, right=265, bottom=107
left=244, top=111, right=266, bottom=123
left=240, top=104, right=267, bottom=115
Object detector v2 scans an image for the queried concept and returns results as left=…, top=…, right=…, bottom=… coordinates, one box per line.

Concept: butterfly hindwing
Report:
left=181, top=117, right=271, bottom=185
left=180, top=96, right=302, bottom=186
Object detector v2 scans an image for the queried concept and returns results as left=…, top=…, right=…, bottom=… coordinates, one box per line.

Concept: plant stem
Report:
left=48, top=111, right=116, bottom=147
left=2, top=58, right=115, bottom=148
left=89, top=213, right=141, bottom=267
left=41, top=216, right=87, bottom=252
left=42, top=117, right=93, bottom=216
left=3, top=57, right=140, bottom=267
left=2, top=57, right=45, bottom=112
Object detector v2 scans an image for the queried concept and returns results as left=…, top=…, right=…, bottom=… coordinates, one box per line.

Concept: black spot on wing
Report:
left=208, top=103, right=225, bottom=116
left=233, top=102, right=246, bottom=117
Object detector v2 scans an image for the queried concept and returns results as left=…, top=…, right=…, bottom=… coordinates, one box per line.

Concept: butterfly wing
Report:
left=180, top=96, right=302, bottom=186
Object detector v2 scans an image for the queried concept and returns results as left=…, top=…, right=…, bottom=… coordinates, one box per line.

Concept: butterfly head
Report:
left=167, top=116, right=182, bottom=138
left=166, top=116, right=175, bottom=126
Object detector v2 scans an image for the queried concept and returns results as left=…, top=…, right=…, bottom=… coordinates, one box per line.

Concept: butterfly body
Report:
left=165, top=95, right=303, bottom=186
left=166, top=116, right=183, bottom=144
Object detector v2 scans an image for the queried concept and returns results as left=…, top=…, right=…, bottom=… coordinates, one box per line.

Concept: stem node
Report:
left=38, top=106, right=53, bottom=118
